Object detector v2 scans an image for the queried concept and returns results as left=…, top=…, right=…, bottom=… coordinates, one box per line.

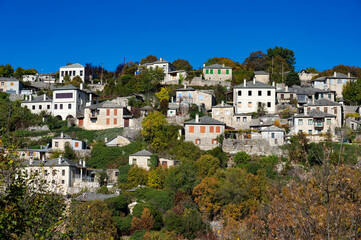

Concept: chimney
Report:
left=160, top=57, right=163, bottom=62
left=222, top=63, right=225, bottom=68
left=203, top=63, right=205, bottom=68
left=348, top=72, right=351, bottom=78
left=195, top=114, right=199, bottom=123
left=58, top=155, right=62, bottom=164
left=304, top=106, right=308, bottom=115
left=272, top=81, right=275, bottom=87
left=285, top=85, right=288, bottom=91
left=43, top=94, right=46, bottom=101
left=80, top=83, right=84, bottom=90
left=243, top=78, right=246, bottom=87
left=334, top=71, right=337, bottom=77
left=253, top=77, right=256, bottom=85
left=105, top=137, right=107, bottom=143
left=29, top=158, right=34, bottom=165
left=171, top=96, right=174, bottom=103
left=61, top=132, right=64, bottom=138
left=221, top=100, right=224, bottom=106
left=184, top=83, right=187, bottom=89
left=83, top=160, right=86, bottom=167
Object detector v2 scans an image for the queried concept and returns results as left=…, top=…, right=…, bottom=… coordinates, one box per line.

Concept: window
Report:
left=290, top=94, right=293, bottom=99
left=62, top=170, right=65, bottom=176
left=226, top=70, right=229, bottom=74
left=200, top=126, right=205, bottom=133
left=54, top=104, right=57, bottom=109
left=327, top=119, right=331, bottom=125
left=61, top=71, right=64, bottom=77
left=91, top=118, right=97, bottom=123
left=80, top=70, right=83, bottom=76
left=236, top=117, right=240, bottom=122
left=10, top=82, right=14, bottom=86
left=73, top=71, right=75, bottom=76
left=258, top=102, right=262, bottom=108
left=316, top=107, right=320, bottom=111
left=267, top=102, right=271, bottom=108
left=195, top=139, right=201, bottom=144
left=298, top=119, right=303, bottom=125
left=248, top=102, right=252, bottom=108
left=214, top=110, right=219, bottom=115
left=68, top=104, right=71, bottom=109
left=32, top=105, right=35, bottom=110
left=210, top=69, right=213, bottom=74
left=106, top=109, right=110, bottom=116
left=62, top=180, right=65, bottom=184
left=60, top=104, right=63, bottom=109
left=45, top=170, right=48, bottom=175
left=238, top=91, right=242, bottom=96
left=248, top=90, right=252, bottom=96
left=210, top=126, right=214, bottom=133
left=55, top=93, right=73, bottom=98
left=212, top=139, right=218, bottom=144
left=271, top=133, right=275, bottom=138
left=324, top=107, right=328, bottom=113
left=75, top=142, right=79, bottom=148
left=299, top=130, right=303, bottom=133
left=115, top=172, right=119, bottom=177
left=281, top=94, right=284, bottom=99
left=258, top=91, right=262, bottom=96
left=328, top=94, right=331, bottom=99
left=55, top=142, right=58, bottom=147
left=237, top=102, right=242, bottom=108
left=216, top=126, right=220, bottom=133
left=226, top=110, right=230, bottom=115
left=337, top=79, right=342, bottom=84
left=188, top=93, right=192, bottom=98
left=106, top=118, right=110, bottom=125
left=243, top=117, right=247, bottom=122
left=114, top=118, right=117, bottom=124
left=308, top=119, right=313, bottom=125
left=52, top=180, right=55, bottom=184
left=114, top=109, right=117, bottom=115
left=334, top=108, right=337, bottom=114
left=132, top=159, right=137, bottom=165
left=39, top=105, right=42, bottom=110
left=218, top=69, right=221, bottom=74
left=47, top=105, right=50, bottom=109
left=267, top=91, right=271, bottom=96
left=206, top=69, right=209, bottom=74
left=189, top=126, right=194, bottom=133
left=69, top=71, right=72, bottom=76
left=308, top=130, right=312, bottom=135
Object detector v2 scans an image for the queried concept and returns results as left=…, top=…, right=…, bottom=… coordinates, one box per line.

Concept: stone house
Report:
left=83, top=101, right=132, bottom=130
left=22, top=156, right=97, bottom=194
left=159, top=158, right=181, bottom=168
left=52, top=132, right=87, bottom=151
left=291, top=109, right=338, bottom=136
left=233, top=79, right=276, bottom=114
left=298, top=70, right=318, bottom=82
left=304, top=99, right=342, bottom=127
left=22, top=74, right=37, bottom=82
left=38, top=73, right=56, bottom=83
left=184, top=115, right=225, bottom=150
left=175, top=85, right=215, bottom=110
left=129, top=149, right=153, bottom=170
left=312, top=72, right=356, bottom=98
left=141, top=58, right=187, bottom=84
left=59, top=63, right=85, bottom=83
left=254, top=71, right=270, bottom=83
left=203, top=63, right=232, bottom=81
left=0, top=77, right=23, bottom=94
left=212, top=101, right=234, bottom=127
left=260, top=126, right=285, bottom=146
left=105, top=135, right=132, bottom=147
left=21, top=94, right=52, bottom=115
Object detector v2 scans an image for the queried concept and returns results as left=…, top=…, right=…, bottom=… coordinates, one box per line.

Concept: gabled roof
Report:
left=327, top=72, right=355, bottom=79
left=294, top=109, right=336, bottom=118
left=130, top=149, right=153, bottom=156
left=25, top=157, right=83, bottom=168
left=184, top=115, right=225, bottom=126
left=203, top=63, right=232, bottom=69
left=176, top=86, right=195, bottom=91
left=0, top=77, right=18, bottom=82
left=261, top=126, right=285, bottom=132
left=53, top=133, right=73, bottom=139
left=76, top=192, right=118, bottom=201
left=53, top=84, right=79, bottom=91
left=143, top=59, right=170, bottom=65
left=212, top=102, right=233, bottom=108
left=21, top=94, right=52, bottom=103
left=234, top=81, right=274, bottom=89
left=60, top=63, right=84, bottom=68
left=307, top=99, right=340, bottom=106
left=254, top=71, right=269, bottom=75
left=86, top=100, right=122, bottom=109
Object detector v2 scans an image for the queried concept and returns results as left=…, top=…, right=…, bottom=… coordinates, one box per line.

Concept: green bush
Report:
left=132, top=203, right=163, bottom=230
left=135, top=188, right=174, bottom=211
left=96, top=185, right=110, bottom=194
left=114, top=215, right=132, bottom=234
left=234, top=151, right=251, bottom=165
left=104, top=195, right=128, bottom=216
left=130, top=230, right=146, bottom=240
left=118, top=165, right=132, bottom=184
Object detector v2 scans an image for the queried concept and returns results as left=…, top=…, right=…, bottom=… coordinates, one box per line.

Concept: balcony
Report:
left=314, top=122, right=324, bottom=128
left=89, top=113, right=98, bottom=119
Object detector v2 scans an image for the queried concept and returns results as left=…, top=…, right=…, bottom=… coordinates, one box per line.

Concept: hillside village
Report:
left=2, top=50, right=361, bottom=239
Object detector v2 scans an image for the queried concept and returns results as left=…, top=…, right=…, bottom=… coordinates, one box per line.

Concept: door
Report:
left=78, top=119, right=83, bottom=127
left=124, top=119, right=129, bottom=127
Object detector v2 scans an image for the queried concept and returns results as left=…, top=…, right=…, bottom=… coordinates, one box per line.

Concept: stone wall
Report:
left=31, top=82, right=56, bottom=89
left=88, top=84, right=105, bottom=92
left=9, top=94, right=24, bottom=101
left=222, top=138, right=284, bottom=156
left=188, top=77, right=231, bottom=87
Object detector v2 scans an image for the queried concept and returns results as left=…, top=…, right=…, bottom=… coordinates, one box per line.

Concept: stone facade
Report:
left=203, top=63, right=232, bottom=81
left=59, top=63, right=85, bottom=83
left=254, top=71, right=269, bottom=83
left=222, top=138, right=283, bottom=156
left=175, top=85, right=215, bottom=110
left=129, top=150, right=153, bottom=170
left=304, top=99, right=342, bottom=127
left=52, top=133, right=87, bottom=151
left=312, top=72, right=356, bottom=98
left=105, top=135, right=132, bottom=147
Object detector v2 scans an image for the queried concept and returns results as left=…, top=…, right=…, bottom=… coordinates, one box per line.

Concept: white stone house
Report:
left=304, top=99, right=342, bottom=127
left=184, top=115, right=225, bottom=150
left=21, top=94, right=52, bottom=115
left=175, top=85, right=215, bottom=110
left=129, top=150, right=153, bottom=170
left=23, top=156, right=97, bottom=195
left=38, top=73, right=56, bottom=83
left=141, top=58, right=187, bottom=84
left=0, top=77, right=23, bottom=94
left=52, top=132, right=87, bottom=151
left=59, top=63, right=85, bottom=83
left=203, top=63, right=232, bottom=81
left=233, top=79, right=276, bottom=114
left=312, top=72, right=356, bottom=98
left=52, top=84, right=96, bottom=121
left=254, top=71, right=270, bottom=84
left=22, top=74, right=37, bottom=82
left=82, top=101, right=133, bottom=130
left=105, top=135, right=132, bottom=147
left=260, top=126, right=285, bottom=146
left=159, top=158, right=180, bottom=168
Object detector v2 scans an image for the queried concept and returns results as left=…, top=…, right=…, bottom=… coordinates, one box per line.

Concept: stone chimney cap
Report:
left=195, top=114, right=199, bottom=123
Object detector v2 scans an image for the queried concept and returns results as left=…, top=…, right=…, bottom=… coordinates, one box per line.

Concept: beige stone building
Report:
left=184, top=115, right=225, bottom=150
left=129, top=150, right=153, bottom=170
left=176, top=85, right=215, bottom=110
left=312, top=72, right=356, bottom=98
left=83, top=101, right=133, bottom=130
left=203, top=63, right=232, bottom=81
left=254, top=71, right=270, bottom=83
left=52, top=133, right=86, bottom=151
left=304, top=99, right=342, bottom=127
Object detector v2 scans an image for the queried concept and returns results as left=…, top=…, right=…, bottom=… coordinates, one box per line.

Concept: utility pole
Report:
left=100, top=62, right=104, bottom=85
left=271, top=57, right=274, bottom=77
left=282, top=63, right=284, bottom=84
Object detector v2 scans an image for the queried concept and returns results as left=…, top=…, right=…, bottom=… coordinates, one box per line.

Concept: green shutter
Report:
left=210, top=69, right=213, bottom=74
left=206, top=69, right=209, bottom=74
left=226, top=70, right=229, bottom=74
left=218, top=69, right=221, bottom=74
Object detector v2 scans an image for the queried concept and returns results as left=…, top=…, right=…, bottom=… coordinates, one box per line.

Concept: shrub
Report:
left=104, top=195, right=128, bottom=216
left=234, top=151, right=251, bottom=165
left=135, top=188, right=174, bottom=211
left=132, top=203, right=163, bottom=230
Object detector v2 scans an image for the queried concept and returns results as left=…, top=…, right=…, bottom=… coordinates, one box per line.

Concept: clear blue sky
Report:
left=1, top=0, right=361, bottom=73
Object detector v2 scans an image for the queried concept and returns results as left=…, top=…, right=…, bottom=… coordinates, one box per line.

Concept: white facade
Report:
left=59, top=63, right=85, bottom=83
left=129, top=150, right=153, bottom=170
left=21, top=94, right=52, bottom=115
left=22, top=74, right=37, bottom=82
left=233, top=79, right=276, bottom=114
left=142, top=58, right=187, bottom=84
left=0, top=77, right=23, bottom=94
left=176, top=85, right=215, bottom=110
left=52, top=132, right=86, bottom=151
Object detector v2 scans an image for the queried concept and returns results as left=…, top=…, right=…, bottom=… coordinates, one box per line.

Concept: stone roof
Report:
left=343, top=105, right=359, bottom=113
left=212, top=102, right=232, bottom=108
left=60, top=63, right=84, bottom=69
left=21, top=94, right=52, bottom=103
left=130, top=149, right=153, bottom=157
left=143, top=59, right=170, bottom=65
left=327, top=72, right=355, bottom=79
left=86, top=100, right=122, bottom=109
left=176, top=87, right=195, bottom=91
left=294, top=109, right=336, bottom=118
left=288, top=85, right=331, bottom=95
left=307, top=99, right=340, bottom=106
left=184, top=115, right=225, bottom=126
left=0, top=77, right=18, bottom=82
left=234, top=81, right=274, bottom=89
left=53, top=133, right=72, bottom=139
left=261, top=126, right=285, bottom=132
left=25, top=156, right=83, bottom=168
left=254, top=71, right=269, bottom=75
left=203, top=63, right=232, bottom=69
left=75, top=192, right=118, bottom=201
left=53, top=84, right=79, bottom=91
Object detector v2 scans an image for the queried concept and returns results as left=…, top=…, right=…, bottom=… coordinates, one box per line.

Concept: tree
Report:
left=128, top=166, right=149, bottom=187
left=196, top=154, right=221, bottom=178
left=64, top=142, right=77, bottom=160
left=140, top=55, right=158, bottom=65
left=242, top=51, right=268, bottom=71
left=285, top=69, right=301, bottom=86
left=256, top=102, right=267, bottom=117
left=165, top=163, right=198, bottom=194
left=0, top=64, right=14, bottom=77
left=342, top=79, right=361, bottom=105
left=193, top=177, right=220, bottom=218
left=305, top=67, right=319, bottom=73
left=172, top=59, right=193, bottom=71
left=68, top=75, right=83, bottom=87
left=267, top=46, right=296, bottom=70
left=234, top=151, right=251, bottom=165
left=131, top=208, right=155, bottom=232
left=147, top=167, right=168, bottom=189
left=155, top=87, right=170, bottom=102
left=268, top=55, right=289, bottom=83
left=205, top=57, right=244, bottom=72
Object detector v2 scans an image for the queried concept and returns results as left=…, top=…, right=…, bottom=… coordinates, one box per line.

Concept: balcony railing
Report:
left=314, top=122, right=324, bottom=128
left=89, top=113, right=98, bottom=119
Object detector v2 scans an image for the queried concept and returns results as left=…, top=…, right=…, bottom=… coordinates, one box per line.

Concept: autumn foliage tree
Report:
left=131, top=208, right=155, bottom=232
left=171, top=59, right=193, bottom=71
